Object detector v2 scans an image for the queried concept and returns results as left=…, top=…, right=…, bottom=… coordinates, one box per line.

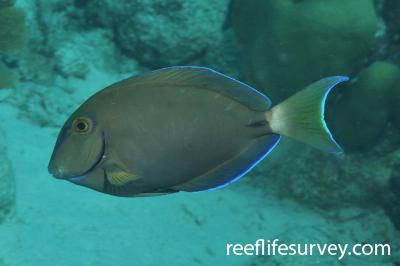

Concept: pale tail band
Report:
left=265, top=76, right=349, bottom=153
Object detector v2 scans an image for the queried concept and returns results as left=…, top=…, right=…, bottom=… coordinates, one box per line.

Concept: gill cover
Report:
left=48, top=115, right=104, bottom=179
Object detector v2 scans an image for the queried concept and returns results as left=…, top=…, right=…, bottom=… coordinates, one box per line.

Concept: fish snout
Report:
left=48, top=162, right=68, bottom=179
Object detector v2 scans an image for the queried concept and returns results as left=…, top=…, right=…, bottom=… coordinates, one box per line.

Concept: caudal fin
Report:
left=265, top=76, right=349, bottom=153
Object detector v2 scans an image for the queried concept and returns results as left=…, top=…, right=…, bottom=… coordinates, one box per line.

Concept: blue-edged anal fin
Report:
left=172, top=134, right=281, bottom=192
left=134, top=189, right=178, bottom=197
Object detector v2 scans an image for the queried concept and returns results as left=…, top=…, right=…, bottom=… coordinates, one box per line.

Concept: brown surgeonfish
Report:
left=48, top=67, right=348, bottom=197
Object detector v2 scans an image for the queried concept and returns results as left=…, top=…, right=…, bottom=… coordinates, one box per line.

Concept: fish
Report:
left=48, top=66, right=348, bottom=197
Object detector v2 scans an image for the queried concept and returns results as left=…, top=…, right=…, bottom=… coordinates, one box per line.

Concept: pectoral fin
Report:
left=105, top=168, right=139, bottom=186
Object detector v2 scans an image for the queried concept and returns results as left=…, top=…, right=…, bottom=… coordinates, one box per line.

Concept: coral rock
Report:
left=331, top=62, right=400, bottom=151
left=0, top=134, right=15, bottom=222
left=0, top=6, right=27, bottom=52
left=250, top=139, right=399, bottom=210
left=86, top=0, right=230, bottom=67
left=0, top=61, right=16, bottom=88
left=0, top=0, right=14, bottom=8
left=231, top=0, right=378, bottom=102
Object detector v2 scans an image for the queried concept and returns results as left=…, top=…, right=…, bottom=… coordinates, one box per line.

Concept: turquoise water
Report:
left=0, top=0, right=399, bottom=265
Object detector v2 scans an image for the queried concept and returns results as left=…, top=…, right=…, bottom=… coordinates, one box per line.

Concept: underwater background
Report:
left=0, top=0, right=399, bottom=265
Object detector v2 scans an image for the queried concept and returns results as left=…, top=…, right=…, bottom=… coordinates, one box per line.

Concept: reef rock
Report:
left=389, top=72, right=400, bottom=130
left=0, top=4, right=26, bottom=52
left=0, top=0, right=14, bottom=8
left=0, top=2, right=26, bottom=88
left=8, top=0, right=140, bottom=127
left=0, top=61, right=16, bottom=88
left=12, top=0, right=232, bottom=127
left=193, top=29, right=242, bottom=79
left=29, top=0, right=125, bottom=80
left=330, top=61, right=400, bottom=152
left=231, top=0, right=379, bottom=102
left=249, top=137, right=400, bottom=210
left=0, top=132, right=15, bottom=222
left=383, top=167, right=400, bottom=231
left=84, top=0, right=230, bottom=67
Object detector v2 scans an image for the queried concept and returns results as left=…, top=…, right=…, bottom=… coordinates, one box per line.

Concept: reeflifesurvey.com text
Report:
left=226, top=239, right=391, bottom=261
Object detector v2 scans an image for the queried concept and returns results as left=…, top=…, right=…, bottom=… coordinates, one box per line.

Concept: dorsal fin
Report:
left=121, top=66, right=272, bottom=111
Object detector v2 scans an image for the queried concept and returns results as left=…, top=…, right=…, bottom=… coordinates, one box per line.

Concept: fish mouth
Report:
left=68, top=175, right=87, bottom=182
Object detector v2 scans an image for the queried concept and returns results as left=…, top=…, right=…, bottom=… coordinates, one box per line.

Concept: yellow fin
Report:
left=106, top=171, right=138, bottom=186
left=265, top=76, right=348, bottom=153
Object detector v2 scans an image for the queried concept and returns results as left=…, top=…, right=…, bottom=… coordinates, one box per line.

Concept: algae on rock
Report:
left=390, top=73, right=400, bottom=130
left=0, top=0, right=15, bottom=8
left=0, top=6, right=26, bottom=52
left=249, top=138, right=399, bottom=210
left=231, top=0, right=379, bottom=103
left=0, top=61, right=16, bottom=88
left=0, top=0, right=25, bottom=222
left=330, top=62, right=400, bottom=151
left=0, top=3, right=26, bottom=88
left=84, top=0, right=230, bottom=67
left=383, top=171, right=400, bottom=230
left=0, top=137, right=15, bottom=222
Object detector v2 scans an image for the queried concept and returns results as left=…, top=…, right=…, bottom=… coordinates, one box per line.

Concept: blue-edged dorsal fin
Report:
left=123, top=66, right=272, bottom=111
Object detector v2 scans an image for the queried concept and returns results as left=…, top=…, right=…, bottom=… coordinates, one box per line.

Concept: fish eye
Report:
left=72, top=117, right=92, bottom=134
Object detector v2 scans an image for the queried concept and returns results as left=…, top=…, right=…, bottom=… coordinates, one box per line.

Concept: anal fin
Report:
left=172, top=134, right=280, bottom=192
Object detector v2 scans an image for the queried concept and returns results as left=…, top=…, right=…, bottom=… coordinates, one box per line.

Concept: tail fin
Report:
left=265, top=76, right=349, bottom=153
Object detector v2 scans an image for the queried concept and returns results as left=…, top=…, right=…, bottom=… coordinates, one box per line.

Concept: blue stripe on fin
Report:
left=128, top=66, right=273, bottom=111
left=204, top=135, right=281, bottom=192
left=320, top=76, right=349, bottom=153
left=166, top=66, right=273, bottom=108
left=174, top=134, right=281, bottom=192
